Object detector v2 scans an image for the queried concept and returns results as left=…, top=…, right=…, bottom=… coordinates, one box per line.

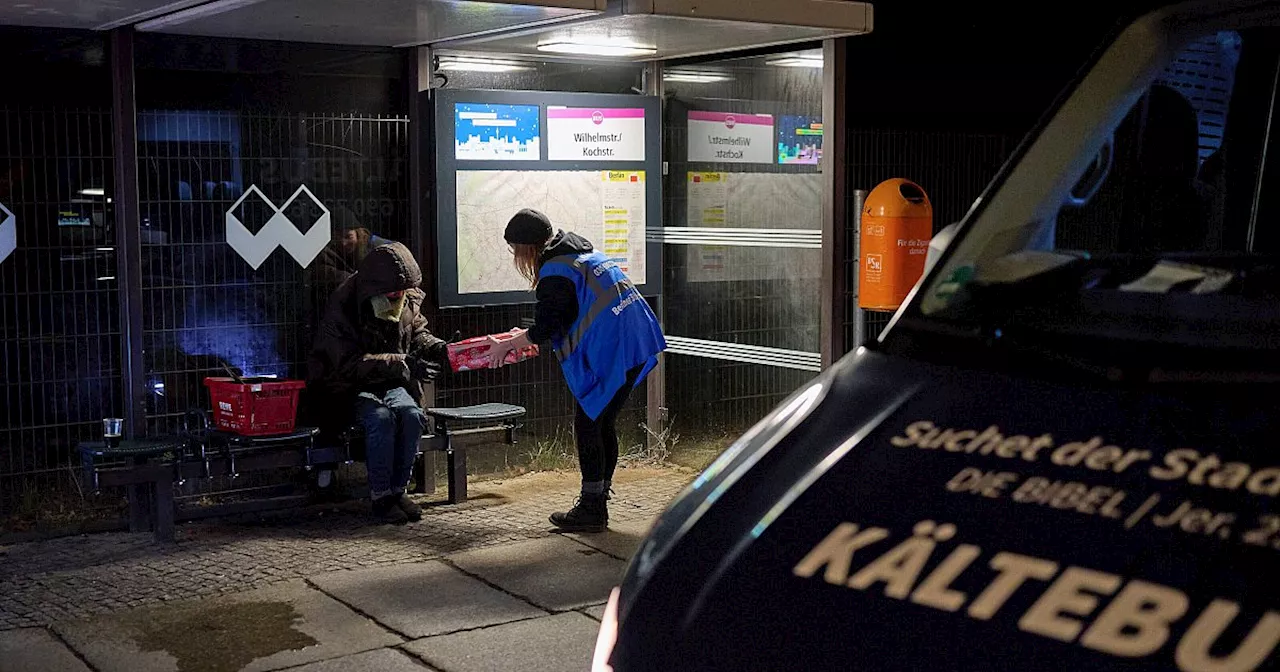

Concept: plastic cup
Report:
left=103, top=418, right=123, bottom=448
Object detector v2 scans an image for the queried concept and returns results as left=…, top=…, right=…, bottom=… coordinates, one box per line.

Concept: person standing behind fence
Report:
left=308, top=241, right=450, bottom=524
left=489, top=209, right=666, bottom=533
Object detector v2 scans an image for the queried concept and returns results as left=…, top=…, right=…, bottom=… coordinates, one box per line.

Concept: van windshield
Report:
left=902, top=26, right=1280, bottom=374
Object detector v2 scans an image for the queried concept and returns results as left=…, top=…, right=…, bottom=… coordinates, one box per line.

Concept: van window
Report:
left=1055, top=30, right=1249, bottom=255
left=905, top=27, right=1280, bottom=370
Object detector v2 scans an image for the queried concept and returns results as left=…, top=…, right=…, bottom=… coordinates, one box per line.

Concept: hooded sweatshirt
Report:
left=527, top=230, right=593, bottom=344
left=308, top=242, right=445, bottom=410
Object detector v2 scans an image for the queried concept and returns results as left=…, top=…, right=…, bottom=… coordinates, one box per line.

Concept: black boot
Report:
left=395, top=493, right=423, bottom=522
left=372, top=494, right=408, bottom=524
left=550, top=494, right=608, bottom=533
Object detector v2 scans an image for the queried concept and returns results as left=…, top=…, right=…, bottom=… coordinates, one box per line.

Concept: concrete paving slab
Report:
left=0, top=628, right=91, bottom=672
left=54, top=579, right=401, bottom=672
left=309, top=561, right=544, bottom=638
left=580, top=604, right=607, bottom=622
left=562, top=516, right=657, bottom=560
left=280, top=647, right=432, bottom=672
left=447, top=536, right=626, bottom=611
left=404, top=612, right=599, bottom=672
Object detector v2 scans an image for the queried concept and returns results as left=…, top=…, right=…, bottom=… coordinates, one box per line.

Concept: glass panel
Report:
left=426, top=56, right=654, bottom=463
left=134, top=35, right=410, bottom=435
left=661, top=48, right=824, bottom=460
left=0, top=28, right=117, bottom=517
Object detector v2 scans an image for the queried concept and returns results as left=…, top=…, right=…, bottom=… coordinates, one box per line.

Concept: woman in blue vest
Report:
left=492, top=209, right=666, bottom=532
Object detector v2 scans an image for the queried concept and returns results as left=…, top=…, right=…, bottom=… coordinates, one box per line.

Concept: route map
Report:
left=454, top=170, right=647, bottom=295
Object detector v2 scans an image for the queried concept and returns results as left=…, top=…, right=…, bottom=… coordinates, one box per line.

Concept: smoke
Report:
left=176, top=290, right=286, bottom=379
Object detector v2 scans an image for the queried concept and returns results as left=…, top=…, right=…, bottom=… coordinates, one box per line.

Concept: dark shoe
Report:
left=550, top=494, right=608, bottom=533
left=395, top=493, right=423, bottom=522
left=372, top=495, right=408, bottom=524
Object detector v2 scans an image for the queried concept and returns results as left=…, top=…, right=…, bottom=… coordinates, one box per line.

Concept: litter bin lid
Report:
left=864, top=178, right=933, bottom=218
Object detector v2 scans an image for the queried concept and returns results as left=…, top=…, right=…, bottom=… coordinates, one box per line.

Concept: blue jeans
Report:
left=355, top=387, right=426, bottom=498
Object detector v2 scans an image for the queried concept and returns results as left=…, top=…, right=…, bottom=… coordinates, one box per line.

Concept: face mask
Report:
left=370, top=293, right=407, bottom=322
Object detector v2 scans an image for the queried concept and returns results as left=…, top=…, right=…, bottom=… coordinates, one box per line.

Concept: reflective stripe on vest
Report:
left=543, top=254, right=637, bottom=363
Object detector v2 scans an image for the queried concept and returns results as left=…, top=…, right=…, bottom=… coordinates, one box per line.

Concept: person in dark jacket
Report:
left=492, top=209, right=667, bottom=532
left=309, top=206, right=392, bottom=306
left=308, top=241, right=449, bottom=523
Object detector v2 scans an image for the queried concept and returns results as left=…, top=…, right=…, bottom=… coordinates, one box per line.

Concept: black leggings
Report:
left=574, top=366, right=642, bottom=485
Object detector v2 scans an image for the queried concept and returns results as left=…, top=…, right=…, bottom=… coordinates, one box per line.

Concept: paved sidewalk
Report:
left=0, top=468, right=689, bottom=672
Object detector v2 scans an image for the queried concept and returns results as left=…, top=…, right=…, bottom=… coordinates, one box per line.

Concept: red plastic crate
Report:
left=204, top=377, right=305, bottom=436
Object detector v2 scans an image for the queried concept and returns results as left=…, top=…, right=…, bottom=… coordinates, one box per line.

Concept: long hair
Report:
left=512, top=243, right=544, bottom=288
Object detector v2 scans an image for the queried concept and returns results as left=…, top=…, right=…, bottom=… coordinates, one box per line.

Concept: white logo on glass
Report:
left=225, top=185, right=330, bottom=270
left=0, top=202, right=14, bottom=264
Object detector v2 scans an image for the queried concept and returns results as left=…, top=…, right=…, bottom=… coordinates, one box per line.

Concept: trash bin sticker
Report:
left=0, top=202, right=14, bottom=264
left=225, top=185, right=330, bottom=270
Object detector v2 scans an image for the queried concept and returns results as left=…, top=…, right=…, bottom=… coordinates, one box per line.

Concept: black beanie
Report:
left=504, top=209, right=553, bottom=245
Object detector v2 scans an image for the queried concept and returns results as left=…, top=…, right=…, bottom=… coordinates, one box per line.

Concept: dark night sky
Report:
left=845, top=1, right=1159, bottom=133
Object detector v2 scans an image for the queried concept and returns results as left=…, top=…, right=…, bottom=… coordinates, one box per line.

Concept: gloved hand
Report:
left=436, top=331, right=463, bottom=367
left=406, top=355, right=443, bottom=382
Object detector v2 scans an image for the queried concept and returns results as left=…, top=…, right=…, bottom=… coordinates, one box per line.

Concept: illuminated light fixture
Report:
left=79, top=188, right=105, bottom=196
left=664, top=71, right=731, bottom=83
left=437, top=56, right=534, bottom=73
left=766, top=54, right=824, bottom=68
left=136, top=0, right=268, bottom=30
left=536, top=41, right=657, bottom=58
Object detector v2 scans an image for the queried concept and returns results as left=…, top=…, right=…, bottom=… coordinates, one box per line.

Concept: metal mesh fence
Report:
left=0, top=105, right=121, bottom=513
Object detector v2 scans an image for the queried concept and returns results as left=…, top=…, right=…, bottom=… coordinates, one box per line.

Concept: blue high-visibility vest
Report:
left=539, top=252, right=667, bottom=420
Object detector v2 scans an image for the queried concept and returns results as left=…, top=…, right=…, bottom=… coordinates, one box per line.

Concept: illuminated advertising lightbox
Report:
left=778, top=115, right=823, bottom=165
left=454, top=103, right=540, bottom=161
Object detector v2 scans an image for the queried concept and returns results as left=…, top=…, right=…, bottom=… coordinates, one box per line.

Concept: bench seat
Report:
left=77, top=403, right=527, bottom=541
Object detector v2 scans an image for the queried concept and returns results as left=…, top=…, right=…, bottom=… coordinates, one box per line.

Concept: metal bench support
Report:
left=413, top=451, right=437, bottom=496
left=447, top=444, right=468, bottom=504
left=416, top=404, right=526, bottom=504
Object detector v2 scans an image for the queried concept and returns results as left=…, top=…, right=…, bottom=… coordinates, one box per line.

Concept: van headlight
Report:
left=621, top=378, right=829, bottom=599
left=591, top=588, right=621, bottom=672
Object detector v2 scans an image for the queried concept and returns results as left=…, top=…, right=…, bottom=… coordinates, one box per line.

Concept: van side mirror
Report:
left=1064, top=135, right=1114, bottom=208
left=923, top=222, right=960, bottom=275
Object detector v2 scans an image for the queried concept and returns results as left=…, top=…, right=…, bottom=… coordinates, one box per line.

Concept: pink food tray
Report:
left=447, top=329, right=539, bottom=372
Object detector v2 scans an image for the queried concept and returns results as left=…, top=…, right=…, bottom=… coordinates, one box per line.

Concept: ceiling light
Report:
left=79, top=188, right=105, bottom=196
left=664, top=71, right=731, bottom=83
left=766, top=54, right=824, bottom=68
left=537, top=42, right=657, bottom=58
left=437, top=57, right=534, bottom=73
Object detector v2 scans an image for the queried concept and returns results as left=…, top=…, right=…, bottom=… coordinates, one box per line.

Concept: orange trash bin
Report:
left=858, top=178, right=934, bottom=311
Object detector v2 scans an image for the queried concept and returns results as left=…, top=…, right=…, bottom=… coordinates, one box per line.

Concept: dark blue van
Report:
left=594, top=2, right=1280, bottom=670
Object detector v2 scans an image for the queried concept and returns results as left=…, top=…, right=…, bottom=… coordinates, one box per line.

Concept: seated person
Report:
left=308, top=241, right=449, bottom=523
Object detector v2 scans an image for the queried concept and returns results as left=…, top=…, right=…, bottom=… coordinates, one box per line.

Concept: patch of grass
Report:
left=520, top=427, right=578, bottom=473
left=0, top=466, right=123, bottom=537
left=620, top=422, right=679, bottom=467
left=515, top=418, right=687, bottom=476
left=668, top=432, right=737, bottom=471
